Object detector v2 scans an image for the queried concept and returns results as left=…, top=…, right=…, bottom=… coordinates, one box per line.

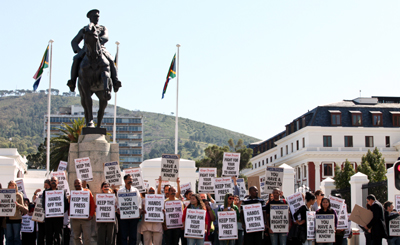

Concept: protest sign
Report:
left=144, top=181, right=149, bottom=190
left=0, top=189, right=16, bottom=217
left=104, top=161, right=122, bottom=186
left=15, top=179, right=27, bottom=199
left=337, top=204, right=348, bottom=230
left=96, top=194, right=115, bottom=222
left=264, top=167, right=284, bottom=194
left=50, top=171, right=70, bottom=196
left=180, top=182, right=192, bottom=196
left=270, top=205, right=289, bottom=233
left=315, top=214, right=335, bottom=243
left=259, top=176, right=269, bottom=201
left=198, top=168, right=216, bottom=194
left=184, top=209, right=206, bottom=239
left=389, top=216, right=400, bottom=236
left=32, top=194, right=45, bottom=222
left=222, top=153, right=240, bottom=177
left=287, top=192, right=305, bottom=220
left=243, top=203, right=265, bottom=233
left=344, top=214, right=352, bottom=238
left=58, top=161, right=68, bottom=172
left=70, top=190, right=90, bottom=219
left=328, top=196, right=345, bottom=219
left=45, top=190, right=64, bottom=218
left=155, top=179, right=170, bottom=194
left=214, top=177, right=232, bottom=204
left=144, top=194, right=164, bottom=222
left=349, top=204, right=373, bottom=227
left=218, top=211, right=238, bottom=240
left=161, top=154, right=180, bottom=181
left=396, top=195, right=400, bottom=211
left=165, top=200, right=184, bottom=228
left=118, top=192, right=140, bottom=219
left=21, top=215, right=34, bottom=233
left=232, top=178, right=247, bottom=200
left=74, top=157, right=93, bottom=181
left=124, top=168, right=146, bottom=193
left=307, top=211, right=316, bottom=240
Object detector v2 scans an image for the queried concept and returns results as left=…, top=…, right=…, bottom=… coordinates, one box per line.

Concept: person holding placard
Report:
left=182, top=194, right=209, bottom=245
left=217, top=192, right=240, bottom=245
left=42, top=176, right=69, bottom=245
left=162, top=186, right=184, bottom=245
left=21, top=198, right=37, bottom=245
left=5, top=180, right=28, bottom=245
left=316, top=198, right=338, bottom=245
left=364, top=194, right=388, bottom=245
left=34, top=179, right=50, bottom=245
left=383, top=201, right=400, bottom=245
left=265, top=188, right=290, bottom=245
left=139, top=186, right=163, bottom=245
left=312, top=190, right=324, bottom=212
left=118, top=174, right=143, bottom=245
left=97, top=182, right=117, bottom=245
left=293, top=192, right=316, bottom=245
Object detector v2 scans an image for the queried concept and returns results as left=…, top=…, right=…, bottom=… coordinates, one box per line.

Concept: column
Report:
left=320, top=177, right=335, bottom=197
left=280, top=163, right=295, bottom=197
left=315, top=162, right=321, bottom=190
left=386, top=166, right=400, bottom=202
left=349, top=172, right=369, bottom=244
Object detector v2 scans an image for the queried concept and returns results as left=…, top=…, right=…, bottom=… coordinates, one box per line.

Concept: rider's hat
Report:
left=87, top=9, right=100, bottom=18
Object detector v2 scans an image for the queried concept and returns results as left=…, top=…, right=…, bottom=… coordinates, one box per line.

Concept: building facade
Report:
left=44, top=105, right=143, bottom=168
left=243, top=96, right=400, bottom=191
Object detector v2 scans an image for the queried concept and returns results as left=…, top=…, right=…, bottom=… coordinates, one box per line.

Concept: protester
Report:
left=21, top=198, right=36, bottom=245
left=118, top=174, right=142, bottom=245
left=240, top=186, right=266, bottom=245
left=202, top=199, right=215, bottom=242
left=97, top=182, right=117, bottom=245
left=6, top=180, right=28, bottom=245
left=182, top=194, right=209, bottom=245
left=233, top=194, right=243, bottom=245
left=35, top=179, right=50, bottom=245
left=0, top=183, right=4, bottom=245
left=217, top=192, right=240, bottom=245
left=364, top=194, right=388, bottom=245
left=162, top=186, right=182, bottom=245
left=316, top=198, right=337, bottom=245
left=42, top=176, right=69, bottom=245
left=383, top=201, right=400, bottom=245
left=293, top=192, right=316, bottom=245
left=112, top=186, right=122, bottom=245
left=312, top=190, right=324, bottom=211
left=265, top=188, right=289, bottom=245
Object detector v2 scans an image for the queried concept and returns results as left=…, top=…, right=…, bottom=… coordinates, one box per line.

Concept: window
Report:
left=286, top=145, right=288, bottom=154
left=393, top=114, right=400, bottom=127
left=296, top=120, right=300, bottom=131
left=371, top=112, right=383, bottom=126
left=386, top=136, right=390, bottom=147
left=303, top=165, right=307, bottom=178
left=255, top=163, right=257, bottom=169
left=281, top=148, right=283, bottom=157
left=274, top=155, right=277, bottom=160
left=351, top=113, right=362, bottom=126
left=323, top=136, right=332, bottom=147
left=302, top=137, right=305, bottom=148
left=291, top=143, right=293, bottom=152
left=266, top=158, right=269, bottom=164
left=323, top=163, right=334, bottom=177
left=297, top=168, right=301, bottom=180
left=329, top=111, right=342, bottom=126
left=296, top=140, right=299, bottom=150
left=365, top=136, right=374, bottom=147
left=302, top=117, right=306, bottom=127
left=270, top=157, right=273, bottom=162
left=262, top=160, right=264, bottom=165
left=344, top=136, right=353, bottom=147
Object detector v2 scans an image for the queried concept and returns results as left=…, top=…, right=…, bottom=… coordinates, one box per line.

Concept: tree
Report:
left=333, top=159, right=355, bottom=189
left=27, top=140, right=46, bottom=169
left=49, top=118, right=84, bottom=170
left=357, top=147, right=387, bottom=183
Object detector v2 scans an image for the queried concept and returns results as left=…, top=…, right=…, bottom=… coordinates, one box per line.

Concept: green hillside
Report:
left=0, top=93, right=260, bottom=160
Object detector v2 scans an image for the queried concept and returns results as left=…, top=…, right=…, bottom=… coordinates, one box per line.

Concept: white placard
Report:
left=15, top=179, right=27, bottom=199
left=70, top=190, right=90, bottom=219
left=58, top=161, right=68, bottom=172
left=0, top=189, right=16, bottom=217
left=307, top=211, right=316, bottom=240
left=233, top=178, right=247, bottom=200
left=124, top=168, right=146, bottom=193
left=222, top=153, right=240, bottom=177
left=390, top=216, right=400, bottom=236
left=184, top=209, right=206, bottom=239
left=287, top=192, right=305, bottom=220
left=144, top=195, right=165, bottom=222
left=104, top=161, right=122, bottom=186
left=161, top=154, right=180, bottom=182
left=50, top=171, right=70, bottom=196
left=32, top=195, right=45, bottom=222
left=315, top=214, right=336, bottom=243
left=118, top=192, right=140, bottom=219
left=243, top=203, right=265, bottom=233
left=344, top=214, right=352, bottom=238
left=74, top=157, right=93, bottom=181
left=328, top=196, right=345, bottom=219
left=264, top=167, right=284, bottom=194
left=96, top=194, right=115, bottom=222
left=214, top=177, right=232, bottom=204
left=259, top=176, right=269, bottom=202
left=218, top=211, right=238, bottom=240
left=270, top=204, right=289, bottom=233
left=337, top=204, right=348, bottom=230
left=165, top=200, right=184, bottom=229
left=198, top=168, right=216, bottom=194
left=180, top=183, right=192, bottom=196
left=396, top=195, right=400, bottom=212
left=21, top=215, right=34, bottom=233
left=155, top=180, right=170, bottom=194
left=45, top=190, right=65, bottom=218
left=144, top=181, right=149, bottom=190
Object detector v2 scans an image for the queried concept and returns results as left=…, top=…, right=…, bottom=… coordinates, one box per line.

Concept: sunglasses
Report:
left=320, top=194, right=325, bottom=196
left=148, top=190, right=155, bottom=193
left=228, top=197, right=234, bottom=200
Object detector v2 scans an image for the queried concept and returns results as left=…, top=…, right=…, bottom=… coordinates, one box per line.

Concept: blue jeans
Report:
left=119, top=218, right=139, bottom=245
left=270, top=233, right=287, bottom=245
left=388, top=237, right=400, bottom=245
left=303, top=240, right=313, bottom=245
left=236, top=230, right=243, bottom=245
left=6, top=223, right=21, bottom=245
left=187, top=238, right=204, bottom=245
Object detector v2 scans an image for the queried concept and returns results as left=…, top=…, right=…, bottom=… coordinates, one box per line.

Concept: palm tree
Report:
left=50, top=118, right=84, bottom=170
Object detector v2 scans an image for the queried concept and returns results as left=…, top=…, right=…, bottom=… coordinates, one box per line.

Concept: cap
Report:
left=87, top=9, right=100, bottom=18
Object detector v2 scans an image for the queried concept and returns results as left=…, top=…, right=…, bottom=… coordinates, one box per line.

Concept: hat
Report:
left=87, top=9, right=100, bottom=18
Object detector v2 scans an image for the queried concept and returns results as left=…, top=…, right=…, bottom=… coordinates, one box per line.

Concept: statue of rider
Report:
left=67, top=9, right=121, bottom=93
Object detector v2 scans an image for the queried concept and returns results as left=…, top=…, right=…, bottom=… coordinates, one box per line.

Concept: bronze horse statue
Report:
left=78, top=23, right=112, bottom=128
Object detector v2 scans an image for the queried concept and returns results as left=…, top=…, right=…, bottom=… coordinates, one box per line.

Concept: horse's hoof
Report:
left=105, top=90, right=112, bottom=100
left=113, top=80, right=122, bottom=92
left=67, top=80, right=76, bottom=92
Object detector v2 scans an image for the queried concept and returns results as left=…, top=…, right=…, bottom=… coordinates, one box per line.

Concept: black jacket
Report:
left=367, top=201, right=388, bottom=239
left=385, top=210, right=400, bottom=239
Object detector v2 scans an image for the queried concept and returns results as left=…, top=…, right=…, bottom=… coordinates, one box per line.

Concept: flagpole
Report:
left=46, top=39, right=54, bottom=174
left=175, top=44, right=180, bottom=155
left=113, top=41, right=120, bottom=144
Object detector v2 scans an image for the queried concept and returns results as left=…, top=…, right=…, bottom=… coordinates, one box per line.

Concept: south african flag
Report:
left=33, top=45, right=49, bottom=91
left=162, top=54, right=176, bottom=99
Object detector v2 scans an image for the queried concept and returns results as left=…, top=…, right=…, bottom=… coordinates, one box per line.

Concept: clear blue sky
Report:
left=2, top=1, right=400, bottom=141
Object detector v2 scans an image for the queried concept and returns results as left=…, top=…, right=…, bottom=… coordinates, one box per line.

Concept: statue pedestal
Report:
left=67, top=133, right=119, bottom=244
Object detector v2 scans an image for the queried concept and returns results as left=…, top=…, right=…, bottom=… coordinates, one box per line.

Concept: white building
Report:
left=0, top=148, right=27, bottom=187
left=244, top=96, right=400, bottom=192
